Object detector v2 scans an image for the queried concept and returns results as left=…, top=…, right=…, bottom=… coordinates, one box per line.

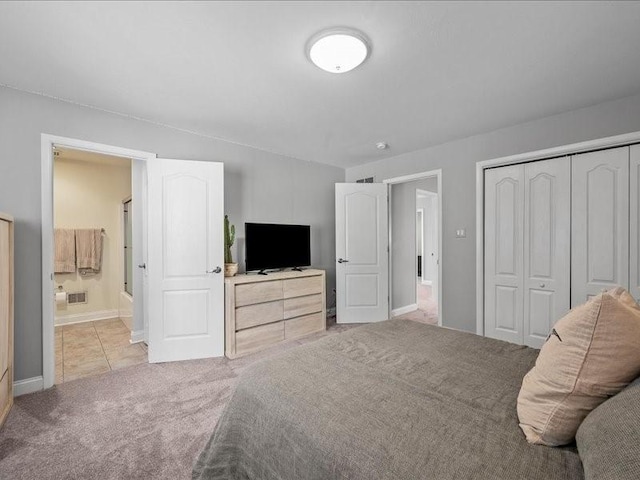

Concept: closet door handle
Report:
left=207, top=266, right=222, bottom=274
left=337, top=258, right=349, bottom=264
left=138, top=263, right=146, bottom=269
left=539, top=283, right=545, bottom=288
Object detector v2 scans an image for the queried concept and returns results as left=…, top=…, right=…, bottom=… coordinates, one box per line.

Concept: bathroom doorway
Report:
left=52, top=146, right=146, bottom=384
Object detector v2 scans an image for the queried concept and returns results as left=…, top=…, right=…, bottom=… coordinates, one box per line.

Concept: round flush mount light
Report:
left=307, top=28, right=370, bottom=74
left=376, top=142, right=389, bottom=150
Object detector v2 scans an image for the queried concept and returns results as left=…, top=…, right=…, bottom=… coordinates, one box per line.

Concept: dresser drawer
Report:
left=283, top=276, right=322, bottom=299
left=284, top=294, right=322, bottom=320
left=284, top=312, right=325, bottom=339
left=236, top=300, right=283, bottom=330
left=235, top=280, right=283, bottom=307
left=236, top=321, right=284, bottom=355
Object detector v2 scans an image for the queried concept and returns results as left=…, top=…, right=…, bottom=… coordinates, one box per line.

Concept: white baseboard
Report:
left=421, top=280, right=433, bottom=286
left=14, top=376, right=44, bottom=397
left=391, top=303, right=418, bottom=317
left=55, top=309, right=119, bottom=326
left=130, top=329, right=145, bottom=344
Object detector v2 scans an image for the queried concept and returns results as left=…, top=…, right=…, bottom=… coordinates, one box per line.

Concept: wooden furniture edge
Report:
left=0, top=215, right=13, bottom=427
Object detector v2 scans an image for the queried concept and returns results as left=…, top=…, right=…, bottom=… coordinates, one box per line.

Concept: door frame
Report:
left=384, top=169, right=442, bottom=327
left=475, top=130, right=640, bottom=336
left=41, top=134, right=155, bottom=390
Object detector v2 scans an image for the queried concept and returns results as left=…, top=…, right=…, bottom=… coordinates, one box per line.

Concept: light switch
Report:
left=455, top=228, right=466, bottom=238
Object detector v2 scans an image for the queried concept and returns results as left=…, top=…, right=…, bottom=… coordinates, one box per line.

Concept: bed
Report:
left=193, top=319, right=587, bottom=479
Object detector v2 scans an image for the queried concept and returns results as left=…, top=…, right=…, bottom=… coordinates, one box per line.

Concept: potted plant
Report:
left=224, top=215, right=238, bottom=277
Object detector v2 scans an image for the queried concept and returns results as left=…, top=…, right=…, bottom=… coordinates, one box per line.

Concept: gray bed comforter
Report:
left=193, top=319, right=584, bottom=480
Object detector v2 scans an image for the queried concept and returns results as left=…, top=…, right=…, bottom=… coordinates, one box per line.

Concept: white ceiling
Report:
left=2, top=1, right=640, bottom=168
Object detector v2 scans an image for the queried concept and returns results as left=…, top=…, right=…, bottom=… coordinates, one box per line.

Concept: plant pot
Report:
left=224, top=263, right=238, bottom=277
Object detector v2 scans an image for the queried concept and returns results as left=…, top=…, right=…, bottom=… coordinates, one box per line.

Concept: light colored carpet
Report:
left=0, top=321, right=357, bottom=480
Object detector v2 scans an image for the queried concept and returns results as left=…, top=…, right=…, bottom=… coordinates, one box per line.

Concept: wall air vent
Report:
left=356, top=177, right=374, bottom=183
left=67, top=291, right=88, bottom=305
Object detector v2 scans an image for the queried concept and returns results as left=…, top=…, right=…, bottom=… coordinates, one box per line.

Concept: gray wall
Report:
left=0, top=86, right=344, bottom=382
left=348, top=91, right=640, bottom=333
left=391, top=177, right=437, bottom=310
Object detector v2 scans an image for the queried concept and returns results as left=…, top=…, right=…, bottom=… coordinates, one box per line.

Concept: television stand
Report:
left=224, top=269, right=327, bottom=359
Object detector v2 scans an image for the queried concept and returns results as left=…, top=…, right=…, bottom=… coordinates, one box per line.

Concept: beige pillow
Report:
left=517, top=287, right=640, bottom=446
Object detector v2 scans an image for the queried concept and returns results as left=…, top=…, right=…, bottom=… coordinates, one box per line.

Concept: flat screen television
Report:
left=245, top=223, right=311, bottom=272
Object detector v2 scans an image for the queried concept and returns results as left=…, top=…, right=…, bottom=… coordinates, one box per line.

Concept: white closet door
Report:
left=523, top=157, right=571, bottom=348
left=571, top=147, right=629, bottom=306
left=484, top=165, right=524, bottom=344
left=630, top=145, right=640, bottom=303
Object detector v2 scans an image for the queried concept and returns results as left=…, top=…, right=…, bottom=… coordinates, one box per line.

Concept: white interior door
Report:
left=484, top=165, right=524, bottom=344
left=571, top=147, right=629, bottom=306
left=147, top=158, right=224, bottom=363
left=335, top=183, right=389, bottom=323
left=630, top=145, right=640, bottom=303
left=522, top=157, right=571, bottom=348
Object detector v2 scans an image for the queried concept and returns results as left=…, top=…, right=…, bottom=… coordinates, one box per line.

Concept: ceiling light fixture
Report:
left=307, top=28, right=370, bottom=74
left=376, top=142, right=388, bottom=150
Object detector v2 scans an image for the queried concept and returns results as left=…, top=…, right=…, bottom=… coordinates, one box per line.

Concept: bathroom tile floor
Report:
left=55, top=318, right=148, bottom=384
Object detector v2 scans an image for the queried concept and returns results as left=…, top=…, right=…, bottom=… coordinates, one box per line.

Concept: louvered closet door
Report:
left=571, top=147, right=629, bottom=306
left=484, top=165, right=524, bottom=344
left=523, top=158, right=571, bottom=348
left=630, top=145, right=640, bottom=303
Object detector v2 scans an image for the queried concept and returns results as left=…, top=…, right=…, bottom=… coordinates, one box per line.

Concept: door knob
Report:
left=337, top=258, right=349, bottom=263
left=207, top=266, right=222, bottom=274
left=539, top=283, right=545, bottom=288
left=137, top=263, right=146, bottom=269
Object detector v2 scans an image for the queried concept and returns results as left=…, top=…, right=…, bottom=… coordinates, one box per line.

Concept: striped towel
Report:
left=54, top=229, right=76, bottom=273
left=75, top=228, right=103, bottom=275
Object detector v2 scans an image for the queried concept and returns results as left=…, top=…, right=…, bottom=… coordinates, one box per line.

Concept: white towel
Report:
left=75, top=228, right=103, bottom=274
left=54, top=229, right=76, bottom=273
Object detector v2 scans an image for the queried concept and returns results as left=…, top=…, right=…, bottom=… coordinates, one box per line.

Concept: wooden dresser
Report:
left=225, top=269, right=326, bottom=358
left=0, top=213, right=13, bottom=427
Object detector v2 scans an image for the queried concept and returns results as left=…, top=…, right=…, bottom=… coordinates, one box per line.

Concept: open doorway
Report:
left=41, top=134, right=154, bottom=390
left=387, top=170, right=441, bottom=326
left=52, top=146, right=146, bottom=384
